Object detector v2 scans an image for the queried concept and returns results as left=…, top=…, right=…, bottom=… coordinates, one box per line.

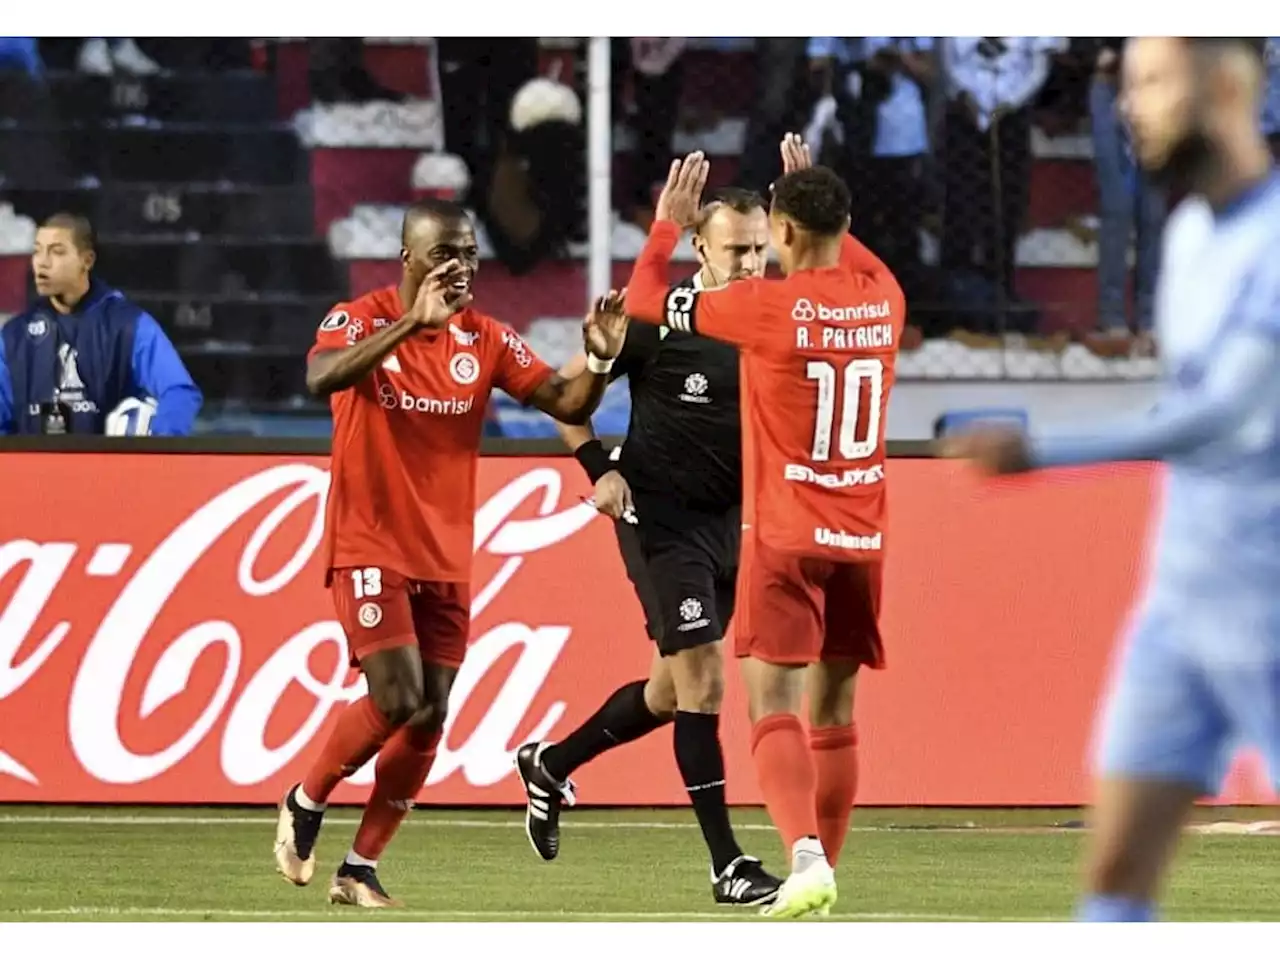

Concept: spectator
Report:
left=1035, top=38, right=1095, bottom=133
left=1262, top=38, right=1280, bottom=153
left=614, top=38, right=687, bottom=228
left=77, top=38, right=160, bottom=77
left=739, top=39, right=811, bottom=197
left=0, top=37, right=41, bottom=78
left=309, top=38, right=406, bottom=104
left=1089, top=38, right=1164, bottom=347
left=435, top=38, right=538, bottom=206
left=940, top=37, right=1066, bottom=332
left=482, top=76, right=585, bottom=274
left=0, top=40, right=69, bottom=187
left=0, top=213, right=201, bottom=435
left=808, top=37, right=934, bottom=301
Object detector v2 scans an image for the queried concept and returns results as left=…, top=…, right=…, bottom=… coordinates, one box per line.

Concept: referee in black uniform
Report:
left=515, top=188, right=782, bottom=906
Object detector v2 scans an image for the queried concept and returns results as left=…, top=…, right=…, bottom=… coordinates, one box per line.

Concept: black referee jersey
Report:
left=609, top=275, right=741, bottom=512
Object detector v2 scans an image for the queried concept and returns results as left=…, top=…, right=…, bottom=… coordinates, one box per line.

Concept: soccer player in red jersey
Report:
left=273, top=198, right=629, bottom=908
left=624, top=137, right=905, bottom=918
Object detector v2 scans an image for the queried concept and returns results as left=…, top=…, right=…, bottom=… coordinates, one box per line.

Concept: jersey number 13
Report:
left=806, top=358, right=883, bottom=461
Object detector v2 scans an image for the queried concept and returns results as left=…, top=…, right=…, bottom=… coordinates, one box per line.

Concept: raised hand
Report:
left=583, top=288, right=630, bottom=360
left=780, top=131, right=813, bottom=175
left=406, top=259, right=472, bottom=329
left=654, top=152, right=710, bottom=229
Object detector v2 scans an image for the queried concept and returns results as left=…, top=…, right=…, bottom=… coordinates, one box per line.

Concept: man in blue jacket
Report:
left=0, top=213, right=202, bottom=435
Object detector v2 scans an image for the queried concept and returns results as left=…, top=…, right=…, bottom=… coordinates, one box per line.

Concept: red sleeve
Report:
left=624, top=221, right=682, bottom=325
left=307, top=303, right=371, bottom=361
left=624, top=221, right=776, bottom=349
left=488, top=319, right=555, bottom=404
left=678, top=278, right=775, bottom=348
left=839, top=233, right=889, bottom=275
left=840, top=235, right=907, bottom=336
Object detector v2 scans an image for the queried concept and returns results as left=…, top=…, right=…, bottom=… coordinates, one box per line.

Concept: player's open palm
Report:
left=584, top=288, right=629, bottom=360
left=593, top=470, right=634, bottom=521
left=780, top=132, right=813, bottom=175
left=408, top=259, right=472, bottom=329
left=654, top=152, right=710, bottom=229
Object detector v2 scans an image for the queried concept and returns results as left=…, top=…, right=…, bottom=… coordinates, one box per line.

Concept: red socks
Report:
left=810, top=724, right=859, bottom=867
left=300, top=697, right=441, bottom=865
left=301, top=697, right=396, bottom=804
left=750, top=713, right=820, bottom=852
left=351, top=724, right=441, bottom=862
left=752, top=715, right=861, bottom=867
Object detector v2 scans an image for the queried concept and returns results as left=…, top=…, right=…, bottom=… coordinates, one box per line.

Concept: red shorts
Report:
left=733, top=538, right=885, bottom=668
left=329, top=566, right=471, bottom=669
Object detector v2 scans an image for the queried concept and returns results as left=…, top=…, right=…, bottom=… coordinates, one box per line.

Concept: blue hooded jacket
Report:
left=0, top=278, right=202, bottom=435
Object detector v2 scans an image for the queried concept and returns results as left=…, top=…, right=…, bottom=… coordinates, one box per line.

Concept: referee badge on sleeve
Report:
left=665, top=288, right=696, bottom=332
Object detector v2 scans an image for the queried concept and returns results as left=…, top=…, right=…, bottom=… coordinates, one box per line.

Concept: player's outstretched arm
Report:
left=625, top=153, right=708, bottom=327
left=550, top=353, right=599, bottom=448
left=306, top=260, right=469, bottom=396
left=946, top=332, right=1280, bottom=473
left=625, top=154, right=773, bottom=348
left=550, top=351, right=616, bottom=454
left=624, top=221, right=682, bottom=327
left=1028, top=332, right=1280, bottom=466
left=625, top=233, right=769, bottom=348
left=525, top=291, right=629, bottom=426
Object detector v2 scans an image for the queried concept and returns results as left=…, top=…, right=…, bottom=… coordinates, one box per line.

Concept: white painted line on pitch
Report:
left=7, top=813, right=1274, bottom=835
left=2, top=905, right=1063, bottom=922
left=0, top=813, right=1017, bottom=833
left=0, top=814, right=743, bottom=829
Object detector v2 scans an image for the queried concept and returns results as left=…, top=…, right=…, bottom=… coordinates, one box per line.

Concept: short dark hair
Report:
left=696, top=186, right=767, bottom=235
left=770, top=167, right=851, bottom=237
left=401, top=198, right=470, bottom=245
left=1188, top=37, right=1267, bottom=62
left=40, top=212, right=95, bottom=253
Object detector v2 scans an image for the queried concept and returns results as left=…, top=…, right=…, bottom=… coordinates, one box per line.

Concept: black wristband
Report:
left=574, top=439, right=615, bottom=484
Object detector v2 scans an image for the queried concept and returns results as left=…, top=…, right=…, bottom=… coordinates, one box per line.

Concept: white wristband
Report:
left=586, top=353, right=615, bottom=374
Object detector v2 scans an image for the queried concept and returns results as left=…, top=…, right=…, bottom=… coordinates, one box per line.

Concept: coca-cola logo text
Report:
left=0, top=461, right=598, bottom=793
left=2, top=454, right=1272, bottom=807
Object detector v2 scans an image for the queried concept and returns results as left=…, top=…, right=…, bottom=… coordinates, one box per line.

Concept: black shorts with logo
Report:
left=613, top=492, right=740, bottom=656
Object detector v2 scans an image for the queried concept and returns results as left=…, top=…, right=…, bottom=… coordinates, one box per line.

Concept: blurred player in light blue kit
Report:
left=945, top=37, right=1280, bottom=922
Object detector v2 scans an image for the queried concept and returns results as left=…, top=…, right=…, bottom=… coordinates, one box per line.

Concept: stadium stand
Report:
left=0, top=37, right=1214, bottom=438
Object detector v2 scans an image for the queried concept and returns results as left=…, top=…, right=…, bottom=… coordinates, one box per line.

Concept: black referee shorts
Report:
left=612, top=494, right=740, bottom=656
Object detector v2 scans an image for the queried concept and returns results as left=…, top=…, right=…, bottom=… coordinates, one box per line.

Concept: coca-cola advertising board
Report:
left=0, top=454, right=1272, bottom=806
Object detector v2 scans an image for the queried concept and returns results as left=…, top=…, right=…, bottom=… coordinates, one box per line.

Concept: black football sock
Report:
left=674, top=710, right=743, bottom=876
left=541, top=680, right=668, bottom=783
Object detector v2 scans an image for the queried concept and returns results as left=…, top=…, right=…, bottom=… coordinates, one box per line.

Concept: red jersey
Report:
left=308, top=285, right=554, bottom=582
left=626, top=222, right=904, bottom=561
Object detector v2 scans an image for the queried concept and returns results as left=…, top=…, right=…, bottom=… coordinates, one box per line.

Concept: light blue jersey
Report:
left=1029, top=171, right=1280, bottom=793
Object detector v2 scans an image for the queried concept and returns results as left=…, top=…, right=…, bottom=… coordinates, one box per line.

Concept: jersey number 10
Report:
left=806, top=358, right=883, bottom=461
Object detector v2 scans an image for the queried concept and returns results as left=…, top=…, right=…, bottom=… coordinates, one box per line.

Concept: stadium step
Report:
left=42, top=70, right=277, bottom=125
left=179, top=346, right=310, bottom=407
left=309, top=148, right=420, bottom=234
left=134, top=292, right=337, bottom=352
left=272, top=40, right=437, bottom=116
left=95, top=236, right=346, bottom=298
left=4, top=183, right=316, bottom=238
left=0, top=124, right=307, bottom=186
